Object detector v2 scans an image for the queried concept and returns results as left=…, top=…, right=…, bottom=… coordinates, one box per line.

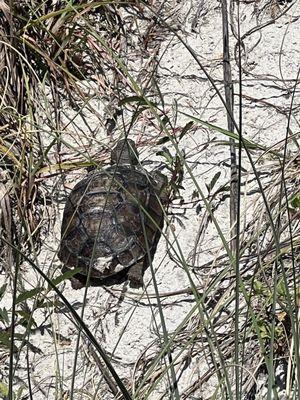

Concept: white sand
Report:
left=1, top=1, right=299, bottom=398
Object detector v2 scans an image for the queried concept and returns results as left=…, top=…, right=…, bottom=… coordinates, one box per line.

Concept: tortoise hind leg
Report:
left=127, top=232, right=162, bottom=288
left=127, top=262, right=144, bottom=288
left=61, top=265, right=86, bottom=289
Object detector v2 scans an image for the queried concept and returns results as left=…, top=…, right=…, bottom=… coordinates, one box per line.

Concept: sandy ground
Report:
left=1, top=1, right=300, bottom=399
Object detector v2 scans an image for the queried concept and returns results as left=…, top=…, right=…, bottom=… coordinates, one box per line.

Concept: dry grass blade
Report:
left=0, top=176, right=13, bottom=273
left=0, top=1, right=299, bottom=399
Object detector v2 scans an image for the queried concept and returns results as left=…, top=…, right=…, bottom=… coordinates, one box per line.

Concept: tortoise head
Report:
left=151, top=170, right=168, bottom=204
left=111, top=139, right=139, bottom=165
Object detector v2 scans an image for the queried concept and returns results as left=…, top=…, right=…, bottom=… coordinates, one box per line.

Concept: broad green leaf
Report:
left=290, top=192, right=300, bottom=209
left=253, top=280, right=265, bottom=295
left=16, top=288, right=43, bottom=304
left=206, top=171, right=221, bottom=193
left=0, top=332, right=18, bottom=351
left=157, top=136, right=171, bottom=145
left=179, top=121, right=194, bottom=140
left=0, top=308, right=9, bottom=325
left=157, top=148, right=173, bottom=164
left=0, top=382, right=8, bottom=398
left=16, top=310, right=37, bottom=329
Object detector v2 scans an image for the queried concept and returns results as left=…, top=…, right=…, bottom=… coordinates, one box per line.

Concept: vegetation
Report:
left=0, top=1, right=299, bottom=399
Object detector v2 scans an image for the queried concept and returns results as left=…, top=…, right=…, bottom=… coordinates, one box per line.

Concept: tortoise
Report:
left=58, top=139, right=167, bottom=289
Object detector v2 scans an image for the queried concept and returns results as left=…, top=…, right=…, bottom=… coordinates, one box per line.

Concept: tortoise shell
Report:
left=58, top=139, right=166, bottom=288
